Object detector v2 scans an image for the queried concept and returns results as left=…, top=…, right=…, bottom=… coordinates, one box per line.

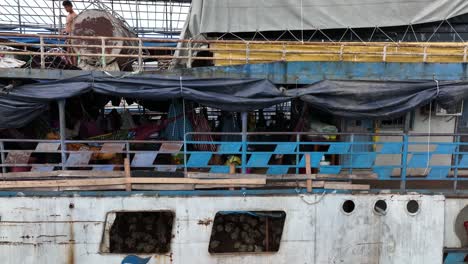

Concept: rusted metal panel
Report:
left=71, top=9, right=137, bottom=70
left=0, top=195, right=445, bottom=263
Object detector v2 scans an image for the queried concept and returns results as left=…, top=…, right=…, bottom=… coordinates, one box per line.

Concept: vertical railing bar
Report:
left=296, top=134, right=300, bottom=174
left=0, top=141, right=6, bottom=174
left=187, top=39, right=193, bottom=68
left=101, top=37, right=107, bottom=69
left=138, top=39, right=143, bottom=71
left=183, top=133, right=188, bottom=176
left=401, top=134, right=409, bottom=193
left=454, top=135, right=461, bottom=193
left=40, top=36, right=45, bottom=69
left=241, top=112, right=248, bottom=174
left=125, top=142, right=131, bottom=172
left=58, top=100, right=67, bottom=170
left=17, top=0, right=22, bottom=34
left=349, top=134, right=354, bottom=175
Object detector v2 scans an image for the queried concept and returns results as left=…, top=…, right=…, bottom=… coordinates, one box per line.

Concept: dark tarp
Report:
left=0, top=74, right=290, bottom=128
left=3, top=76, right=468, bottom=129
left=287, top=80, right=468, bottom=119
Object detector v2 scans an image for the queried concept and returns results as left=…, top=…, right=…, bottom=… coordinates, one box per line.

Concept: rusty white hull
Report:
left=0, top=194, right=446, bottom=263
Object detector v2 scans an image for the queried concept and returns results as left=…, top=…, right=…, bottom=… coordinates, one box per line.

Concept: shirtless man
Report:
left=61, top=0, right=77, bottom=34
left=61, top=1, right=77, bottom=65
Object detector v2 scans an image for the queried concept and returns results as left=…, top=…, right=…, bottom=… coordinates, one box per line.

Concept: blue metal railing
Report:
left=2, top=132, right=468, bottom=193
left=185, top=132, right=468, bottom=192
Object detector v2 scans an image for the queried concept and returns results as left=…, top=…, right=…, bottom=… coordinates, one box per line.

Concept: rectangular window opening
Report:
left=104, top=211, right=174, bottom=254
left=209, top=211, right=286, bottom=254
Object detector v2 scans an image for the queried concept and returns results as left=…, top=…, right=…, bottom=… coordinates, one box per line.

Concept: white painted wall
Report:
left=0, top=194, right=445, bottom=264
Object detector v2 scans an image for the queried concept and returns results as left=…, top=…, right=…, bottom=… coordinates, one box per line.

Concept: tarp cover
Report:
left=2, top=77, right=468, bottom=129
left=184, top=0, right=468, bottom=36
left=288, top=80, right=468, bottom=119
left=0, top=74, right=289, bottom=128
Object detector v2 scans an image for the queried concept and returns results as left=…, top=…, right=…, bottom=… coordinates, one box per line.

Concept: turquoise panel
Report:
left=408, top=153, right=432, bottom=168
left=274, top=143, right=297, bottom=154
left=380, top=142, right=403, bottom=154
left=435, top=143, right=457, bottom=154
left=247, top=153, right=272, bottom=167
left=267, top=166, right=290, bottom=175
left=298, top=152, right=323, bottom=167
left=319, top=166, right=341, bottom=174
left=373, top=166, right=394, bottom=179
left=218, top=143, right=242, bottom=153
left=427, top=166, right=450, bottom=179
left=210, top=166, right=230, bottom=173
left=327, top=143, right=351, bottom=154
left=187, top=152, right=212, bottom=167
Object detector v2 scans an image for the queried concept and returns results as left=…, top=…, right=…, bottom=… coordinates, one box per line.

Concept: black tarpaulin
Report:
left=3, top=76, right=468, bottom=129
left=289, top=80, right=468, bottom=119
left=0, top=74, right=290, bottom=128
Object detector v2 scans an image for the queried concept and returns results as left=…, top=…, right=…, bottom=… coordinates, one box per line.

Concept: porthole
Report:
left=342, top=200, right=355, bottom=214
left=373, top=200, right=388, bottom=215
left=407, top=200, right=420, bottom=215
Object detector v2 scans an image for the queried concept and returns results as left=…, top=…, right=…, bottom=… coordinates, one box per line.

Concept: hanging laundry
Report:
left=162, top=100, right=193, bottom=141
left=220, top=112, right=241, bottom=142
left=191, top=108, right=216, bottom=152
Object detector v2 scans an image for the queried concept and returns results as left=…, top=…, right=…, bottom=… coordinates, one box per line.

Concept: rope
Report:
left=423, top=79, right=440, bottom=176
left=300, top=0, right=304, bottom=43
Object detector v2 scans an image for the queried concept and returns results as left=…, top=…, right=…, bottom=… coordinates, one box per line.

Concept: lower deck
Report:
left=0, top=193, right=453, bottom=264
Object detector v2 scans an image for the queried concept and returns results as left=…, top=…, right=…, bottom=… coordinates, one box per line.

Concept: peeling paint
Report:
left=197, top=218, right=213, bottom=226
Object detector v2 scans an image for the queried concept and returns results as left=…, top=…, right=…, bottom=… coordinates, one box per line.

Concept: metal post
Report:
left=17, top=0, right=22, bottom=34
left=241, top=112, right=248, bottom=174
left=125, top=142, right=131, bottom=166
left=296, top=134, right=300, bottom=174
left=58, top=100, right=67, bottom=170
left=52, top=0, right=56, bottom=32
left=58, top=0, right=63, bottom=31
left=187, top=40, right=193, bottom=68
left=454, top=135, right=461, bottom=193
left=400, top=134, right=409, bottom=193
left=0, top=141, right=6, bottom=174
left=40, top=36, right=45, bottom=69
left=138, top=39, right=143, bottom=71
left=349, top=134, right=354, bottom=174
left=101, top=37, right=107, bottom=68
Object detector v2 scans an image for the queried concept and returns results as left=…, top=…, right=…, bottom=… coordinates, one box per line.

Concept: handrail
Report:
left=0, top=131, right=466, bottom=193
left=3, top=33, right=468, bottom=69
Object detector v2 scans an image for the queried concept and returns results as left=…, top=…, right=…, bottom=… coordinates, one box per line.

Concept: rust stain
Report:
left=67, top=214, right=75, bottom=264
left=197, top=218, right=213, bottom=226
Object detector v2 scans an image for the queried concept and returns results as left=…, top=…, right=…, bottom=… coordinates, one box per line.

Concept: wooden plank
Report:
left=266, top=181, right=326, bottom=188
left=58, top=185, right=126, bottom=191
left=324, top=182, right=370, bottom=190
left=0, top=170, right=125, bottom=178
left=133, top=184, right=195, bottom=191
left=195, top=184, right=265, bottom=189
left=229, top=164, right=236, bottom=190
left=0, top=177, right=266, bottom=189
left=0, top=178, right=128, bottom=189
left=130, top=178, right=266, bottom=185
left=189, top=172, right=315, bottom=180
left=124, top=158, right=131, bottom=191
left=305, top=154, right=312, bottom=193
left=317, top=173, right=378, bottom=180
